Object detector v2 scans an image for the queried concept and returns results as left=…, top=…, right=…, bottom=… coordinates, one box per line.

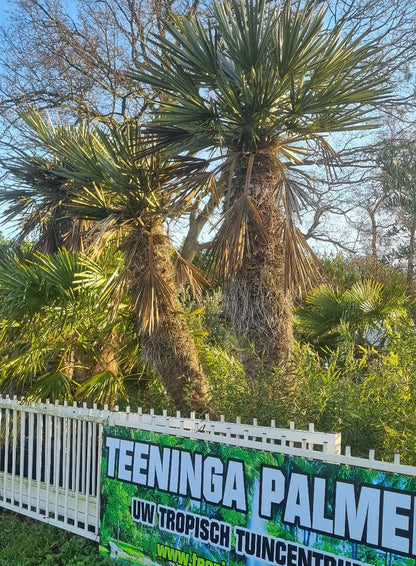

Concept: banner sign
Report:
left=99, top=426, right=416, bottom=566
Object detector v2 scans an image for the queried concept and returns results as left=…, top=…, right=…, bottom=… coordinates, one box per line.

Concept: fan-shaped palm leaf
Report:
left=296, top=280, right=409, bottom=351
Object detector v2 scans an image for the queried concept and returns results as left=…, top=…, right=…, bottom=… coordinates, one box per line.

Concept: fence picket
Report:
left=18, top=410, right=25, bottom=508
left=27, top=411, right=34, bottom=511
left=53, top=415, right=59, bottom=520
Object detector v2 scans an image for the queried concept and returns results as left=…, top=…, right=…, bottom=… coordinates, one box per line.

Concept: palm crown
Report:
left=295, top=280, right=410, bottom=352
left=133, top=0, right=388, bottom=158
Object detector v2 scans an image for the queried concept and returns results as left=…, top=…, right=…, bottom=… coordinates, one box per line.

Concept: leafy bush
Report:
left=195, top=286, right=416, bottom=464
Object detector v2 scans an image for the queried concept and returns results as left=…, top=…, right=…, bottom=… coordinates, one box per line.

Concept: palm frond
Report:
left=76, top=371, right=128, bottom=406
left=276, top=174, right=313, bottom=221
left=5, top=111, right=213, bottom=227
left=347, top=280, right=409, bottom=317
left=281, top=222, right=321, bottom=294
left=295, top=284, right=353, bottom=338
left=208, top=193, right=265, bottom=278
left=132, top=0, right=389, bottom=158
left=132, top=266, right=175, bottom=334
left=296, top=280, right=410, bottom=348
left=26, top=372, right=77, bottom=403
left=173, top=251, right=211, bottom=300
left=33, top=249, right=80, bottom=290
left=75, top=249, right=128, bottom=319
left=123, top=232, right=177, bottom=335
left=0, top=248, right=83, bottom=321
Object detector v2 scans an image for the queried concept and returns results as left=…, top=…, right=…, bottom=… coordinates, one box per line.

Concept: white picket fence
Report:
left=0, top=395, right=415, bottom=541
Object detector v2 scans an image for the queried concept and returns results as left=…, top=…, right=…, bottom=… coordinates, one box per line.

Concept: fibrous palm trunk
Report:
left=128, top=223, right=211, bottom=414
left=225, top=153, right=293, bottom=376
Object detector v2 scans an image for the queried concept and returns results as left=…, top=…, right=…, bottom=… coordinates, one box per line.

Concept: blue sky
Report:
left=0, top=2, right=12, bottom=238
left=0, top=1, right=11, bottom=23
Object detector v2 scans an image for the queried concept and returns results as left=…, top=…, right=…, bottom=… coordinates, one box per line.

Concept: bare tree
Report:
left=293, top=0, right=416, bottom=255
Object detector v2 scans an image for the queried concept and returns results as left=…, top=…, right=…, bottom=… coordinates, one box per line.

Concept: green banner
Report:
left=100, top=426, right=416, bottom=566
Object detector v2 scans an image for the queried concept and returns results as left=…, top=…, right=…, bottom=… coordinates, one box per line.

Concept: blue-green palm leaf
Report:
left=133, top=0, right=388, bottom=157
left=130, top=0, right=390, bottom=302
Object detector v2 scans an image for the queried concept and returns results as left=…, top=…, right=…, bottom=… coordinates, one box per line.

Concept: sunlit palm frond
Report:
left=276, top=174, right=313, bottom=221
left=296, top=280, right=410, bottom=349
left=25, top=372, right=78, bottom=403
left=76, top=371, right=128, bottom=406
left=68, top=183, right=117, bottom=220
left=34, top=248, right=80, bottom=290
left=295, top=285, right=354, bottom=339
left=76, top=248, right=128, bottom=319
left=135, top=126, right=203, bottom=156
left=0, top=248, right=79, bottom=319
left=132, top=266, right=175, bottom=334
left=348, top=280, right=409, bottom=318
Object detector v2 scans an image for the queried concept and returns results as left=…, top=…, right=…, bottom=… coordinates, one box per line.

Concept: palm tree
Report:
left=1, top=112, right=214, bottom=412
left=295, top=280, right=410, bottom=353
left=0, top=247, right=132, bottom=404
left=130, top=0, right=390, bottom=373
left=0, top=138, right=91, bottom=253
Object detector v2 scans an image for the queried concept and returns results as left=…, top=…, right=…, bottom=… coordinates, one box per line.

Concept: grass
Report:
left=0, top=508, right=114, bottom=566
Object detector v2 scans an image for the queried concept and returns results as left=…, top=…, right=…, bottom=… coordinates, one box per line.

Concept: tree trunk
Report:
left=141, top=310, right=210, bottom=414
left=128, top=223, right=211, bottom=414
left=366, top=205, right=378, bottom=266
left=225, top=153, right=294, bottom=376
left=180, top=195, right=218, bottom=263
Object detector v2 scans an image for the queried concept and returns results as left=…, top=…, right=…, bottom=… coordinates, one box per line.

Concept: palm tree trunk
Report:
left=129, top=223, right=211, bottom=414
left=141, top=310, right=210, bottom=413
left=225, top=153, right=294, bottom=375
